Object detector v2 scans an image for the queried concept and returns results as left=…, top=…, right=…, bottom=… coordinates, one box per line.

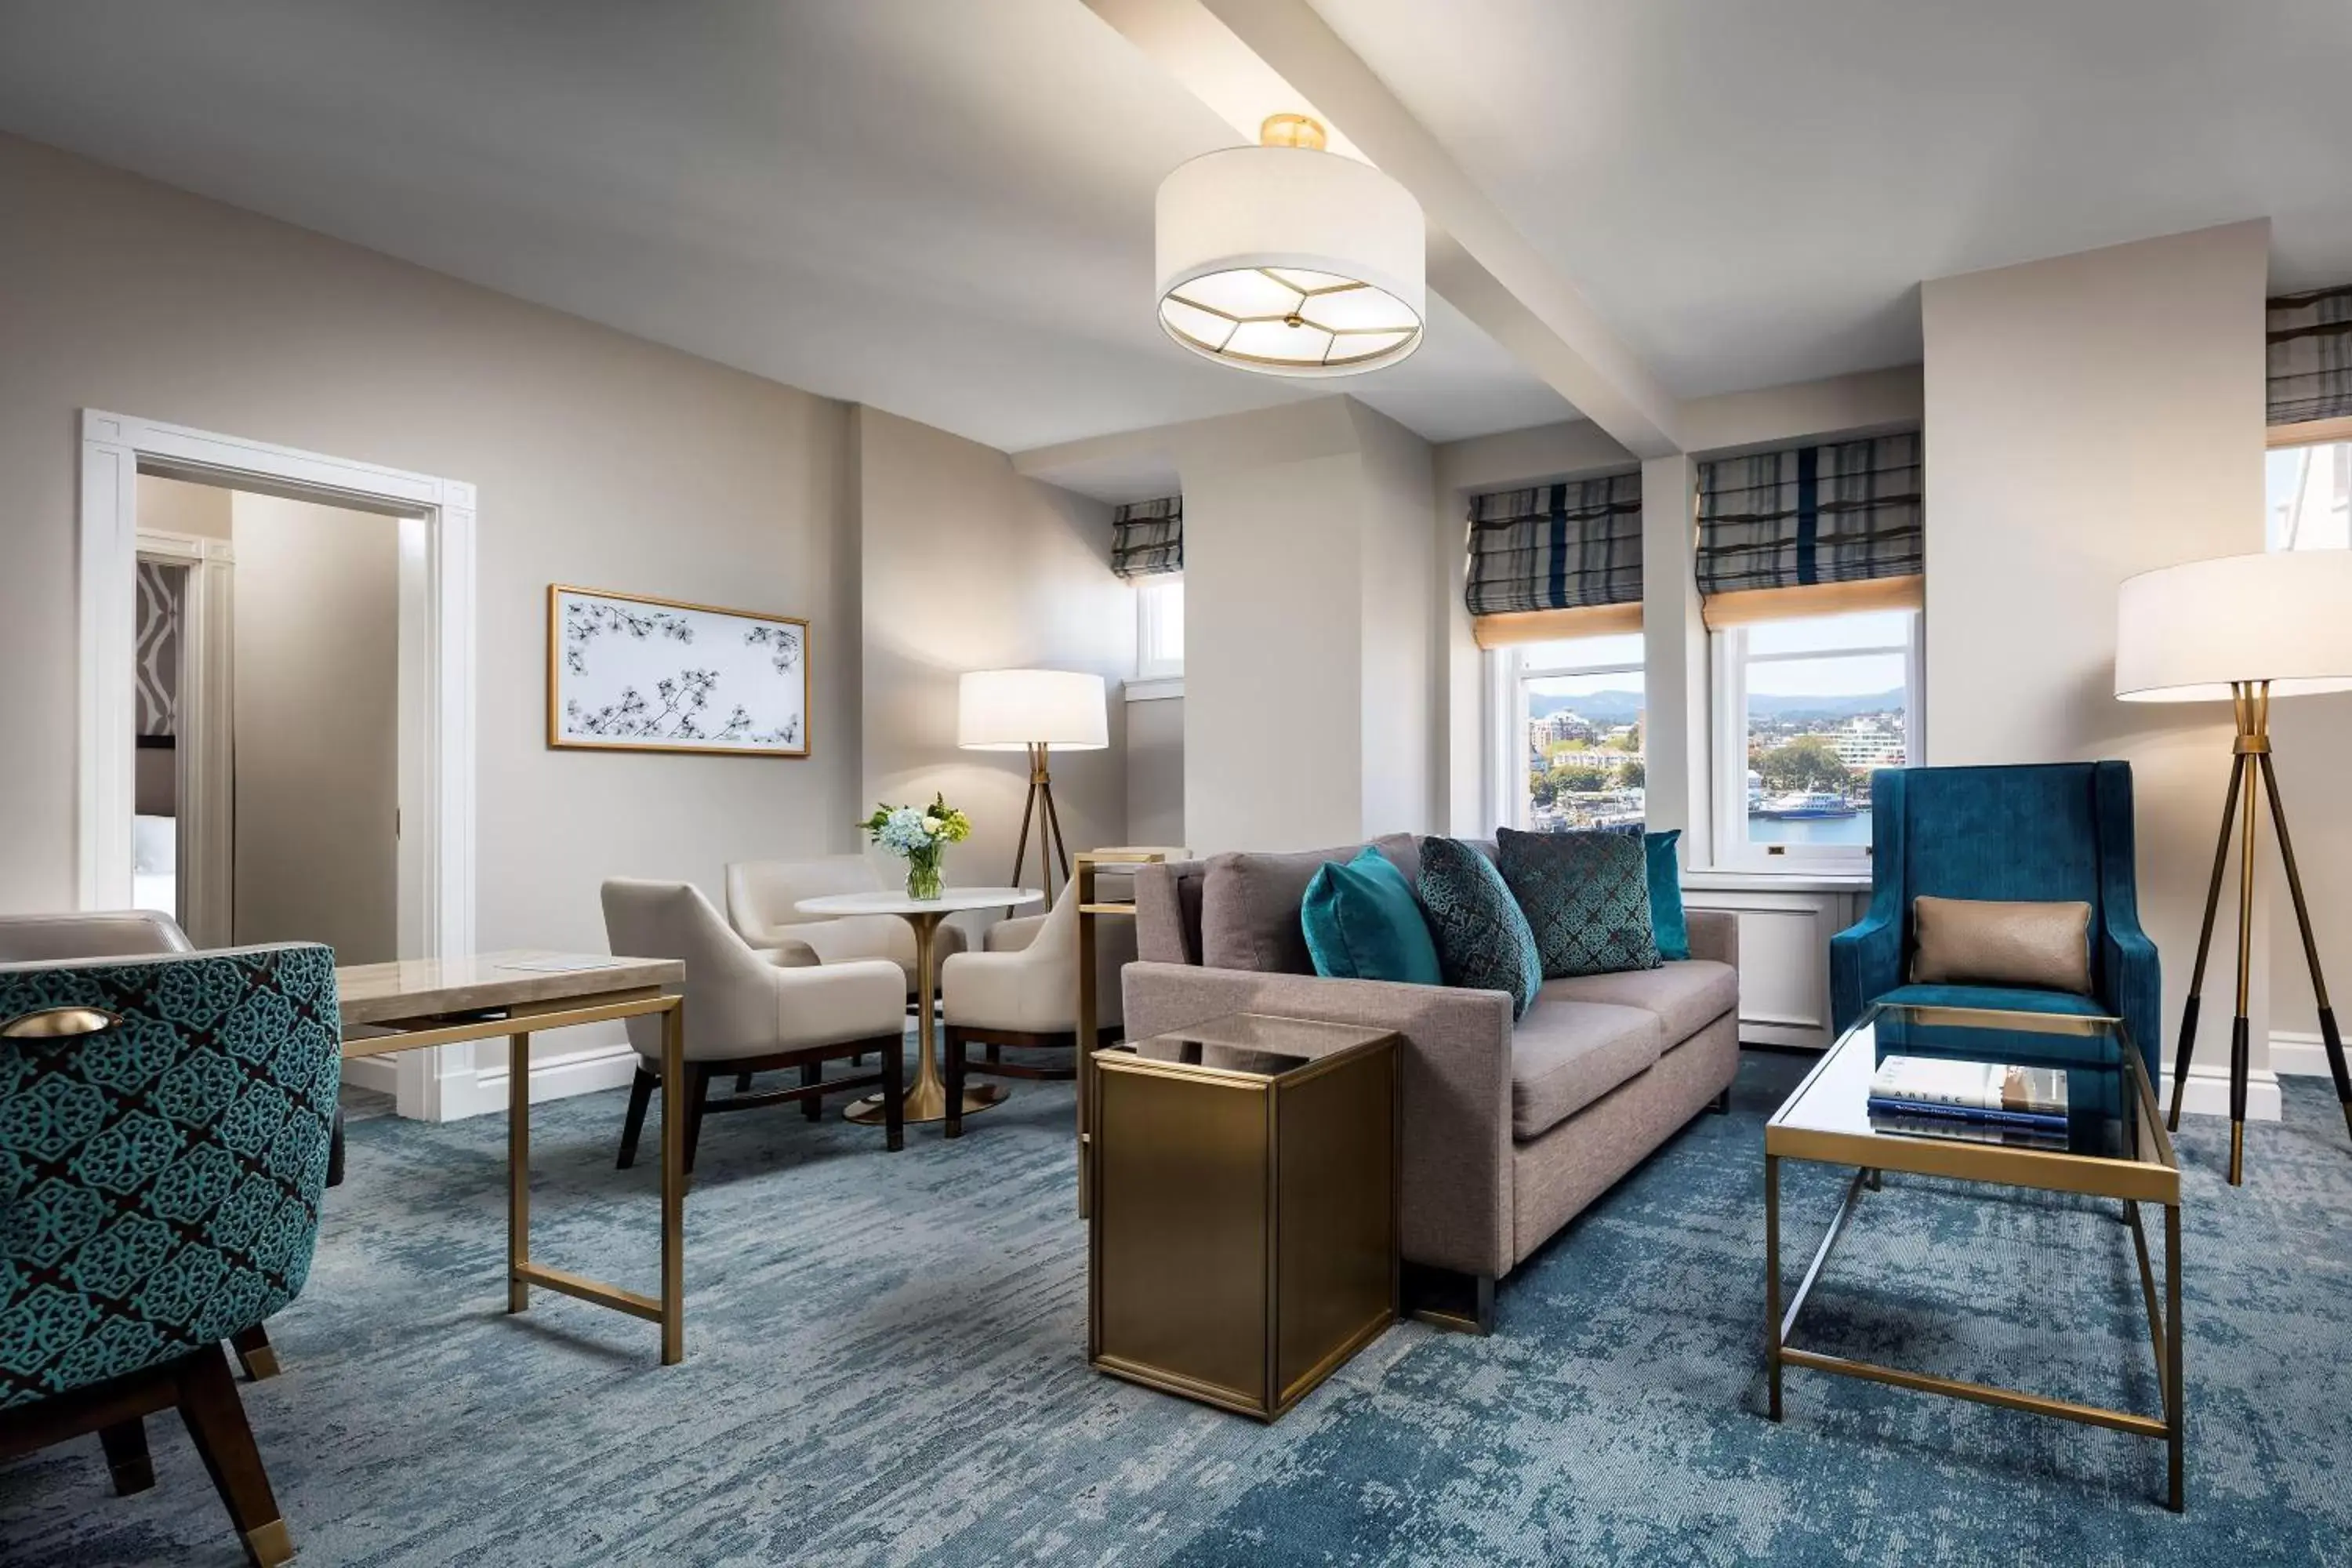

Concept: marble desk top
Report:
left=336, top=950, right=682, bottom=1028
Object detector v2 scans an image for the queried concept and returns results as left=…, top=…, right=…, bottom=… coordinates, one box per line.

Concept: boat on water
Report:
left=1755, top=790, right=1860, bottom=820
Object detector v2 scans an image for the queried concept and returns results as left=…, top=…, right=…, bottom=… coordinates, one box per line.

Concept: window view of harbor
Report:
left=1520, top=615, right=1914, bottom=848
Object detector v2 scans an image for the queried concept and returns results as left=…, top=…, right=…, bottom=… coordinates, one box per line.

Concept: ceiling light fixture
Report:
left=1154, top=114, right=1425, bottom=377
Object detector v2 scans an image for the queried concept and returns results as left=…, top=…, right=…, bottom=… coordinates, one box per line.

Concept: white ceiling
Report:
left=0, top=0, right=1571, bottom=452
left=2, top=1, right=2348, bottom=453
left=1313, top=0, right=2352, bottom=399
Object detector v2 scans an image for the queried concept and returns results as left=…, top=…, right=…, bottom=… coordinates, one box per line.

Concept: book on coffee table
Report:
left=1866, top=1054, right=2068, bottom=1135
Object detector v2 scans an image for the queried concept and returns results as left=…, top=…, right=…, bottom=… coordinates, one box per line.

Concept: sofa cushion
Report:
left=1497, top=826, right=1661, bottom=979
left=1541, top=959, right=1737, bottom=1043
left=1202, top=834, right=1418, bottom=973
left=1417, top=835, right=1543, bottom=1019
left=1509, top=998, right=1664, bottom=1140
left=1303, top=846, right=1443, bottom=986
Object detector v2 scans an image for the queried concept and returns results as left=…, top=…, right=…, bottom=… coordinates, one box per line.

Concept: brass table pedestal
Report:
left=1089, top=1014, right=1399, bottom=1422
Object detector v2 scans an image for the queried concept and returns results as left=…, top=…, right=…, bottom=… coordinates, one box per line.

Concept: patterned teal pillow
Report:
left=1416, top=836, right=1542, bottom=1019
left=1497, top=826, right=1661, bottom=978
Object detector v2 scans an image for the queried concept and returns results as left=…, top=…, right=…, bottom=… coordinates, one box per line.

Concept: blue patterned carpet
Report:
left=5, top=1046, right=2351, bottom=1566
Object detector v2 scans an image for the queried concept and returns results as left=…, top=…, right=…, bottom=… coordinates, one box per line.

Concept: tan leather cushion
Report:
left=1508, top=999, right=1664, bottom=1140
left=1910, top=895, right=2092, bottom=994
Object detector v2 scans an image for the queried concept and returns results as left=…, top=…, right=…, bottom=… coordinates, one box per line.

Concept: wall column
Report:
left=1641, top=452, right=1708, bottom=866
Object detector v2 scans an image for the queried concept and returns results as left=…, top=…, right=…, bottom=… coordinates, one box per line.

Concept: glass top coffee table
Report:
left=1763, top=1003, right=2183, bottom=1510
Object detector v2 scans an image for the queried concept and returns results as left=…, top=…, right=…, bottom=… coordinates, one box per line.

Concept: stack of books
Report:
left=1867, top=1055, right=2070, bottom=1148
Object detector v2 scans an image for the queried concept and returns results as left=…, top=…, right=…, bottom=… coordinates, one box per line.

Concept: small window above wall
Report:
left=2266, top=283, right=2352, bottom=553
left=1116, top=495, right=1185, bottom=680
left=1696, top=432, right=1923, bottom=871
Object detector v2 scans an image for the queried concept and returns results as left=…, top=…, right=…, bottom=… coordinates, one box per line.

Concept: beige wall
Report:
left=0, top=136, right=861, bottom=984
left=228, top=492, right=400, bottom=964
left=1124, top=694, right=1185, bottom=849
left=1922, top=220, right=2274, bottom=1081
left=854, top=406, right=1131, bottom=931
left=138, top=473, right=232, bottom=539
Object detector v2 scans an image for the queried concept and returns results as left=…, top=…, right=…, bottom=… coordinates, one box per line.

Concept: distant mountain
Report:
left=1528, top=690, right=1642, bottom=724
left=1748, top=689, right=1905, bottom=721
left=1530, top=688, right=1901, bottom=725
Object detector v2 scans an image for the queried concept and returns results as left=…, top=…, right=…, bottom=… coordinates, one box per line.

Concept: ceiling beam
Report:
left=1083, top=0, right=1682, bottom=458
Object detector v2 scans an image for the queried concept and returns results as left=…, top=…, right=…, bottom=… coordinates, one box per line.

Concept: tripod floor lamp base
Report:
left=2165, top=680, right=2352, bottom=1185
left=1009, top=742, right=1072, bottom=905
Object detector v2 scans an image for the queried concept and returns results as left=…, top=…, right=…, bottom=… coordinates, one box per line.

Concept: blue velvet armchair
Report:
left=1829, top=762, right=2161, bottom=1083
left=0, top=943, right=340, bottom=1567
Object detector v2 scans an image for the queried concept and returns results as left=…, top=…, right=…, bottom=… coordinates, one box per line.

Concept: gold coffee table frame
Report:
left=337, top=954, right=689, bottom=1365
left=1764, top=1004, right=2183, bottom=1511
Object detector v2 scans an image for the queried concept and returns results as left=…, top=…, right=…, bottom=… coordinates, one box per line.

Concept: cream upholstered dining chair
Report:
left=724, top=855, right=967, bottom=996
left=602, top=878, right=911, bottom=1160
left=940, top=884, right=1134, bottom=1134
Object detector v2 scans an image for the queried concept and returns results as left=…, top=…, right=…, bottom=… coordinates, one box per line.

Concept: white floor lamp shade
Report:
left=2116, top=550, right=2352, bottom=701
left=956, top=670, right=1108, bottom=751
left=1154, top=117, right=1425, bottom=378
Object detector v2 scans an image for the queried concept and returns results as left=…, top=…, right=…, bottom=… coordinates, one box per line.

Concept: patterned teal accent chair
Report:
left=0, top=943, right=340, bottom=1568
left=1830, top=763, right=2161, bottom=1083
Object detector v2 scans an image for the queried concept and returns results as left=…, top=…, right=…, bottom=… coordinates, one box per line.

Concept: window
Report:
left=1712, top=609, right=1921, bottom=869
left=1508, top=632, right=1646, bottom=833
left=1135, top=575, right=1185, bottom=680
left=2267, top=438, right=2350, bottom=550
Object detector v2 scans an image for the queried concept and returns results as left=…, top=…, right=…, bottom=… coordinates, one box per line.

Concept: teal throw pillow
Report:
left=1302, top=846, right=1444, bottom=986
left=1415, top=836, right=1542, bottom=1020
left=1497, top=826, right=1661, bottom=979
left=1645, top=829, right=1690, bottom=962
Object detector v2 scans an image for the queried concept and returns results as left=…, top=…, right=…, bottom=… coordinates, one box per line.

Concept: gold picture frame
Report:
left=546, top=584, right=811, bottom=757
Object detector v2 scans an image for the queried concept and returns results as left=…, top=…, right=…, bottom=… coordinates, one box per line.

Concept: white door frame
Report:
left=79, top=409, right=478, bottom=1120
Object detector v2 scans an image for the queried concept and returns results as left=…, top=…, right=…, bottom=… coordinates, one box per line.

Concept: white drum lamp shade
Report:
left=956, top=670, right=1108, bottom=751
left=2115, top=550, right=2352, bottom=702
left=1154, top=119, right=1425, bottom=378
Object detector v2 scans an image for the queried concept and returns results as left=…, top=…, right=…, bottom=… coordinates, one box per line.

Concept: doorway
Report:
left=132, top=474, right=406, bottom=965
left=80, top=409, right=480, bottom=1119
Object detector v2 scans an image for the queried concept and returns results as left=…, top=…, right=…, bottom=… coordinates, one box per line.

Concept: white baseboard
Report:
left=2271, top=1031, right=2341, bottom=1080
left=2173, top=1060, right=2282, bottom=1122
left=339, top=1042, right=641, bottom=1120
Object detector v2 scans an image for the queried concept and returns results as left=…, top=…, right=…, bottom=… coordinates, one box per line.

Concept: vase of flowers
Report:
left=861, top=792, right=972, bottom=901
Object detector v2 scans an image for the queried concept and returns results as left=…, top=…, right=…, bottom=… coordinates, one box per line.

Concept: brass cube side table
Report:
left=1089, top=1013, right=1399, bottom=1422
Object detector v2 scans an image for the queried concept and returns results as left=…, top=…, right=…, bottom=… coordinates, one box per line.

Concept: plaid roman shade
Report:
left=1464, top=474, right=1643, bottom=643
left=1112, top=496, right=1182, bottom=579
left=2269, top=285, right=2352, bottom=426
left=1697, top=434, right=1922, bottom=617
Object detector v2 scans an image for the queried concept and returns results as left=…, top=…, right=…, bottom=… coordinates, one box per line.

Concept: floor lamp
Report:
left=957, top=669, right=1109, bottom=905
left=2117, top=550, right=2352, bottom=1184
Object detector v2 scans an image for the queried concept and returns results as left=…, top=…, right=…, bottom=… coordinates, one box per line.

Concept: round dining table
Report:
left=794, top=885, right=1043, bottom=1127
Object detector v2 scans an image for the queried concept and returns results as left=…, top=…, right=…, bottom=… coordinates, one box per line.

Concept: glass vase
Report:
left=904, top=852, right=943, bottom=902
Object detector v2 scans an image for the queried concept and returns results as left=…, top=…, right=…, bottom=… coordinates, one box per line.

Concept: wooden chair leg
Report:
left=986, top=1040, right=1000, bottom=1065
left=175, top=1344, right=292, bottom=1568
left=800, top=1061, right=822, bottom=1120
left=884, top=1035, right=905, bottom=1152
left=945, top=1027, right=966, bottom=1141
left=735, top=1071, right=754, bottom=1094
left=616, top=1065, right=657, bottom=1170
left=682, top=1062, right=713, bottom=1175
left=98, top=1417, right=154, bottom=1496
left=325, top=1107, right=346, bottom=1189
left=229, top=1323, right=279, bottom=1381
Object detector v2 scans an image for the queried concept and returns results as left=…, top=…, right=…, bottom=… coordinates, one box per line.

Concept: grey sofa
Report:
left=1122, top=834, right=1740, bottom=1330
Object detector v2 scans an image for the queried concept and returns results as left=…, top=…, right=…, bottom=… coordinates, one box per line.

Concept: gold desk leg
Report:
left=2166, top=1200, right=2185, bottom=1512
left=1765, top=1152, right=1783, bottom=1421
left=659, top=999, right=686, bottom=1365
left=507, top=1031, right=529, bottom=1314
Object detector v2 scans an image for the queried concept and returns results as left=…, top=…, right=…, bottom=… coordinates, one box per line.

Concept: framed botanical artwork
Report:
left=546, top=585, right=810, bottom=757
